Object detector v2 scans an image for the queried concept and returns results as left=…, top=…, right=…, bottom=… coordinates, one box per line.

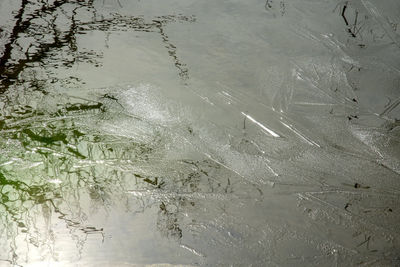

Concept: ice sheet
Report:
left=0, top=0, right=399, bottom=266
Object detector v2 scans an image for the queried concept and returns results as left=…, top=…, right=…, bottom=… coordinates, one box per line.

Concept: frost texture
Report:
left=0, top=0, right=399, bottom=266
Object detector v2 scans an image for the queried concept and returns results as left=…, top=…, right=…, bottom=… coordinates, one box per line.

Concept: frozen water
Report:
left=0, top=0, right=399, bottom=266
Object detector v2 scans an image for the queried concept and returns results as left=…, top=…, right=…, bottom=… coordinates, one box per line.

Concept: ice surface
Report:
left=0, top=0, right=399, bottom=266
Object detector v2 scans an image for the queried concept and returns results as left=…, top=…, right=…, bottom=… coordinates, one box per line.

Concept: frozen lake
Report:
left=0, top=0, right=399, bottom=266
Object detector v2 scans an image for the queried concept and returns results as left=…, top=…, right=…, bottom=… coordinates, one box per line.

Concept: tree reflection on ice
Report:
left=0, top=0, right=194, bottom=92
left=0, top=0, right=198, bottom=264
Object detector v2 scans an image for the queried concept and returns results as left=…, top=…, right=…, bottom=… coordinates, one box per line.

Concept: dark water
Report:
left=0, top=0, right=400, bottom=266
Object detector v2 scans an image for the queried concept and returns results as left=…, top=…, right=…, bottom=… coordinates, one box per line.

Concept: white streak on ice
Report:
left=241, top=112, right=280, bottom=138
left=180, top=244, right=205, bottom=257
left=280, top=121, right=320, bottom=147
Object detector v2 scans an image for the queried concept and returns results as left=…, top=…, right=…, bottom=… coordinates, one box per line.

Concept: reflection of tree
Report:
left=0, top=0, right=198, bottom=264
left=0, top=0, right=96, bottom=91
left=0, top=90, right=166, bottom=263
left=0, top=82, right=242, bottom=263
left=0, top=0, right=195, bottom=93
